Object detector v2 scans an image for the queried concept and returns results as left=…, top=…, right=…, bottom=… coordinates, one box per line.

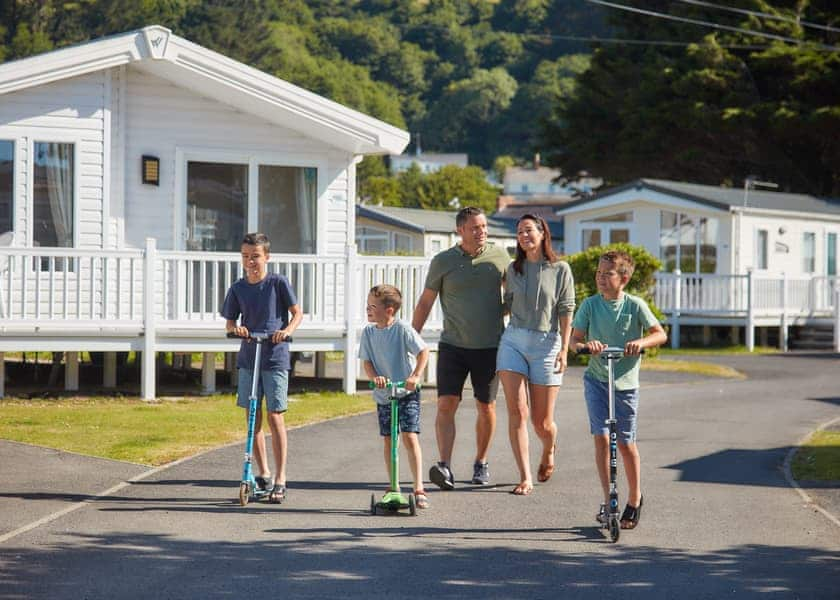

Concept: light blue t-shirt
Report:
left=358, top=319, right=427, bottom=405
left=572, top=292, right=659, bottom=390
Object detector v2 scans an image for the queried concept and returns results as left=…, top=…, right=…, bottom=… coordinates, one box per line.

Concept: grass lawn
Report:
left=792, top=429, right=840, bottom=481
left=657, top=345, right=778, bottom=356
left=0, top=392, right=371, bottom=466
left=0, top=354, right=746, bottom=467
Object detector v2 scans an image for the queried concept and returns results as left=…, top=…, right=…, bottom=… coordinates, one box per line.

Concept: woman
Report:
left=497, top=214, right=575, bottom=495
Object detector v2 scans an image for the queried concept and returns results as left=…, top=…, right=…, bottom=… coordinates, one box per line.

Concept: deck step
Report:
left=789, top=325, right=836, bottom=350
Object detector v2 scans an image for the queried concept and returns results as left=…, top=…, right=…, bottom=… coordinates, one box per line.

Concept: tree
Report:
left=541, top=1, right=840, bottom=195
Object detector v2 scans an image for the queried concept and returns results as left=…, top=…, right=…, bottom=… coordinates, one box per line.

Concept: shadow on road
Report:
left=2, top=530, right=837, bottom=599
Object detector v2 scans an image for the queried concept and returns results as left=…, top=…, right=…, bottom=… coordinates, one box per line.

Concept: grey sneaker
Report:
left=471, top=461, right=490, bottom=485
left=596, top=503, right=608, bottom=525
left=429, top=462, right=455, bottom=490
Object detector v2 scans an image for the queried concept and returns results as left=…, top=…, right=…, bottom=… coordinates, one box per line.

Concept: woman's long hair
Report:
left=513, top=214, right=557, bottom=275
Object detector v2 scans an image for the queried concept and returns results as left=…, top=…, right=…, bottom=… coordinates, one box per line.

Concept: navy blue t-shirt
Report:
left=221, top=272, right=298, bottom=370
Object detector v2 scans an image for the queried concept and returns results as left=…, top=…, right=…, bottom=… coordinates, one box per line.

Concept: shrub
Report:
left=565, top=243, right=665, bottom=360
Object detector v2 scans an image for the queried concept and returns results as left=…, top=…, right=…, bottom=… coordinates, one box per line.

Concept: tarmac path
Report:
left=0, top=353, right=838, bottom=599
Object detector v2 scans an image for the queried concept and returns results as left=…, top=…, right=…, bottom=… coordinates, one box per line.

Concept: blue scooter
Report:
left=227, top=330, right=291, bottom=506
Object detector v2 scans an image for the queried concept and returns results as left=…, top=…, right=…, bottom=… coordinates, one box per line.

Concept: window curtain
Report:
left=296, top=167, right=317, bottom=253
left=43, top=142, right=73, bottom=247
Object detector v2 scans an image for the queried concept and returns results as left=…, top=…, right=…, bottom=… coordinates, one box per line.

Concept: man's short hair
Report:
left=455, top=206, right=485, bottom=228
left=369, top=284, right=403, bottom=312
left=242, top=232, right=270, bottom=253
left=600, top=250, right=635, bottom=277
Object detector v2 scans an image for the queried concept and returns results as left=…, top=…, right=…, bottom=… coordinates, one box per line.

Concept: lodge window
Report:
left=660, top=211, right=718, bottom=274
left=756, top=229, right=768, bottom=271
left=581, top=212, right=632, bottom=250
left=33, top=142, right=75, bottom=271
left=803, top=232, right=816, bottom=273
left=0, top=140, right=12, bottom=237
left=828, top=232, right=837, bottom=276
left=186, top=161, right=317, bottom=253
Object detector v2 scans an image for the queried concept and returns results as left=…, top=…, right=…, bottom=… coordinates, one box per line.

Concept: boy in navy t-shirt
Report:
left=222, top=232, right=302, bottom=503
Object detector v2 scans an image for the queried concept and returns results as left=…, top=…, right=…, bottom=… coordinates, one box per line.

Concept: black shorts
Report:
left=437, top=342, right=498, bottom=403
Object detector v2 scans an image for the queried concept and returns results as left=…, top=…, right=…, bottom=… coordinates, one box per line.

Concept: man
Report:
left=413, top=207, right=510, bottom=489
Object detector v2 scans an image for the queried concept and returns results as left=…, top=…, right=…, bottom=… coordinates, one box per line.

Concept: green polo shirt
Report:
left=572, top=292, right=660, bottom=390
left=424, top=243, right=510, bottom=349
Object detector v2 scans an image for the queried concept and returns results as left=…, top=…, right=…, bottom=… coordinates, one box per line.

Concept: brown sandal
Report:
left=537, top=442, right=556, bottom=482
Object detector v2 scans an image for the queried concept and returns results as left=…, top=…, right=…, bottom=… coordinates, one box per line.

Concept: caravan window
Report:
left=258, top=166, right=317, bottom=254
left=756, top=230, right=768, bottom=270
left=33, top=142, right=74, bottom=248
left=828, top=232, right=837, bottom=276
left=186, top=161, right=247, bottom=252
left=659, top=211, right=718, bottom=273
left=0, top=140, right=12, bottom=235
left=803, top=232, right=816, bottom=273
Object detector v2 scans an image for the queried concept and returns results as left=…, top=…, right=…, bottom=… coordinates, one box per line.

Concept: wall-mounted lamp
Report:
left=778, top=226, right=787, bottom=235
left=142, top=155, right=160, bottom=186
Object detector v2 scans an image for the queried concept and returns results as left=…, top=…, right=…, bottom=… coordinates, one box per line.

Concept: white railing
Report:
left=2, top=241, right=838, bottom=393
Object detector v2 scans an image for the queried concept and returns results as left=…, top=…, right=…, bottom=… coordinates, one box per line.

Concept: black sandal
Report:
left=620, top=496, right=643, bottom=529
left=269, top=485, right=286, bottom=504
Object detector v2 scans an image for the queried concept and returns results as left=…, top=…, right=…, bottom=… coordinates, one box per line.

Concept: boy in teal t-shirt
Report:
left=571, top=250, right=667, bottom=531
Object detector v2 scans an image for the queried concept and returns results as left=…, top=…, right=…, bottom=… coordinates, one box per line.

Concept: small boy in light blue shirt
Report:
left=359, top=284, right=430, bottom=509
left=571, top=250, right=667, bottom=530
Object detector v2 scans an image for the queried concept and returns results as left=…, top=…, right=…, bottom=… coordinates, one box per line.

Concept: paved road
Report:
left=1, top=353, right=838, bottom=599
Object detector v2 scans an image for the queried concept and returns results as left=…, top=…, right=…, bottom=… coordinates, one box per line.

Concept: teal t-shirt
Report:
left=572, top=292, right=659, bottom=390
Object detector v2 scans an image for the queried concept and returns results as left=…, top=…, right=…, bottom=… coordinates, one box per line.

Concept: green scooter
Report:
left=369, top=380, right=418, bottom=516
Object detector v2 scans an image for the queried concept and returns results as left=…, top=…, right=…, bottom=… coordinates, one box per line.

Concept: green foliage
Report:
left=0, top=0, right=613, bottom=168
left=542, top=2, right=840, bottom=195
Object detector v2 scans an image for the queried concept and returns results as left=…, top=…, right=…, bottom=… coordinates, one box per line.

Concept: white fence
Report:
left=1, top=242, right=838, bottom=396
left=653, top=270, right=840, bottom=350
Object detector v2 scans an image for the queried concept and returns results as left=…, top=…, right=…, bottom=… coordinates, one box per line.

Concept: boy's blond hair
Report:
left=369, top=284, right=403, bottom=312
left=600, top=250, right=635, bottom=278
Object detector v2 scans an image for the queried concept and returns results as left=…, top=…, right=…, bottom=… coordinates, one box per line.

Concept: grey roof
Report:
left=357, top=204, right=564, bottom=240
left=557, top=178, right=840, bottom=216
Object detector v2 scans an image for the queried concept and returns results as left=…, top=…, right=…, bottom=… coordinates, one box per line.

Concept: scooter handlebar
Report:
left=226, top=331, right=293, bottom=342
left=368, top=379, right=422, bottom=392
left=575, top=346, right=644, bottom=356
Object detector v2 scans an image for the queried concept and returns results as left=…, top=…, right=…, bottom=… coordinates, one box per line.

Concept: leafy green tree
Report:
left=492, top=155, right=516, bottom=184
left=418, top=164, right=498, bottom=212
left=542, top=1, right=840, bottom=195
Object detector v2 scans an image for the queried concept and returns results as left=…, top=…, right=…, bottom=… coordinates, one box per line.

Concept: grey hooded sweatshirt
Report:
left=504, top=259, right=575, bottom=332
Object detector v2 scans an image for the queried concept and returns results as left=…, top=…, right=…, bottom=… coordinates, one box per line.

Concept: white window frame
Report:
left=580, top=211, right=635, bottom=251
left=756, top=229, right=769, bottom=271
left=0, top=137, right=15, bottom=238
left=175, top=147, right=327, bottom=253
left=803, top=231, right=816, bottom=274
left=27, top=135, right=82, bottom=249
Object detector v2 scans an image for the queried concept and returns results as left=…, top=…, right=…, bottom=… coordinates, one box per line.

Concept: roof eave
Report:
left=0, top=25, right=409, bottom=156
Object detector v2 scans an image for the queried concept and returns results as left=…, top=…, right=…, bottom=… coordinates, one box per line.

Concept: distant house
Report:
left=388, top=152, right=469, bottom=175
left=501, top=156, right=601, bottom=204
left=557, top=178, right=840, bottom=278
left=491, top=202, right=565, bottom=254
left=356, top=204, right=562, bottom=257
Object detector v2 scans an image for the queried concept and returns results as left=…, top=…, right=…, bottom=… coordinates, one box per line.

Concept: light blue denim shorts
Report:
left=496, top=326, right=564, bottom=386
left=237, top=368, right=289, bottom=413
left=583, top=373, right=639, bottom=443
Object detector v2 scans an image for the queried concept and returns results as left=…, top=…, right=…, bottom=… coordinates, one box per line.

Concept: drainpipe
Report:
left=746, top=269, right=754, bottom=352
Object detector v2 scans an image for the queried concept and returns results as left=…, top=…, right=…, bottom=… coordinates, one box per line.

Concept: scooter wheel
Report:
left=609, top=517, right=620, bottom=543
left=239, top=482, right=250, bottom=507
left=408, top=493, right=416, bottom=516
left=370, top=493, right=377, bottom=515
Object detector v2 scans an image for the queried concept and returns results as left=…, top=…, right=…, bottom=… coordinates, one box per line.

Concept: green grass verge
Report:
left=642, top=358, right=744, bottom=379
left=792, top=430, right=840, bottom=481
left=0, top=392, right=371, bottom=467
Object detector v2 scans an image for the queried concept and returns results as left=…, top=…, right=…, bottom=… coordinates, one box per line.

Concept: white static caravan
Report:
left=557, top=179, right=840, bottom=349
left=0, top=26, right=412, bottom=398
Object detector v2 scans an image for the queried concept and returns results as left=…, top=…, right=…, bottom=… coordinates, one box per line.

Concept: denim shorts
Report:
left=583, top=373, right=639, bottom=443
left=376, top=391, right=421, bottom=436
left=236, top=368, right=289, bottom=413
left=496, top=326, right=564, bottom=386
